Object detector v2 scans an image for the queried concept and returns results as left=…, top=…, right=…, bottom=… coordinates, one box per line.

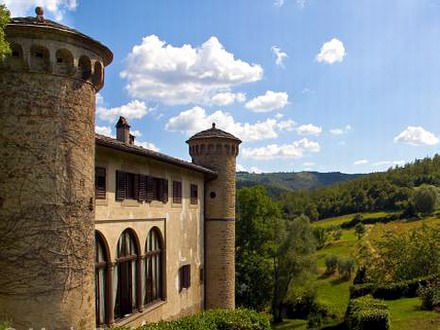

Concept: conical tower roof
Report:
left=186, top=123, right=241, bottom=144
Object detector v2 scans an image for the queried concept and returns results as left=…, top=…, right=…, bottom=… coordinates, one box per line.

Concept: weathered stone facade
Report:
left=187, top=125, right=241, bottom=309
left=0, top=14, right=112, bottom=329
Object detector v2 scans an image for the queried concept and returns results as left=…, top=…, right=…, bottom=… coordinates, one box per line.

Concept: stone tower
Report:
left=0, top=9, right=112, bottom=329
left=187, top=124, right=241, bottom=309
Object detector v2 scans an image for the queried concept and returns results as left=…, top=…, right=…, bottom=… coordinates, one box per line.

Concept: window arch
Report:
left=95, top=231, right=109, bottom=327
left=144, top=227, right=164, bottom=305
left=55, top=49, right=73, bottom=75
left=115, top=229, right=139, bottom=320
left=78, top=55, right=92, bottom=80
left=30, top=45, right=50, bottom=72
left=8, top=42, right=24, bottom=70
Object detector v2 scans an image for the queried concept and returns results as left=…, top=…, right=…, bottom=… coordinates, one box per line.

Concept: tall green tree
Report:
left=236, top=186, right=316, bottom=323
left=412, top=184, right=439, bottom=215
left=0, top=5, right=11, bottom=60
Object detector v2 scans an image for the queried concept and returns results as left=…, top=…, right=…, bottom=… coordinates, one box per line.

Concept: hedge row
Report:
left=345, top=296, right=390, bottom=330
left=339, top=213, right=400, bottom=229
left=111, top=308, right=271, bottom=330
left=350, top=274, right=439, bottom=300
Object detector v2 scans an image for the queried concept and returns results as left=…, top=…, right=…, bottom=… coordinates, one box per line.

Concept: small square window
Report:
left=179, top=264, right=191, bottom=292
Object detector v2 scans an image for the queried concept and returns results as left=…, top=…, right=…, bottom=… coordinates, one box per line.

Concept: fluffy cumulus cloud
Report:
left=165, top=106, right=294, bottom=142
left=373, top=160, right=405, bottom=168
left=242, top=138, right=320, bottom=159
left=393, top=126, right=439, bottom=146
left=316, top=38, right=346, bottom=64
left=330, top=125, right=352, bottom=135
left=95, top=125, right=112, bottom=137
left=245, top=90, right=289, bottom=112
left=296, top=124, right=322, bottom=136
left=1, top=0, right=77, bottom=21
left=210, top=92, right=246, bottom=106
left=271, top=46, right=288, bottom=67
left=121, top=35, right=263, bottom=105
left=96, top=100, right=152, bottom=123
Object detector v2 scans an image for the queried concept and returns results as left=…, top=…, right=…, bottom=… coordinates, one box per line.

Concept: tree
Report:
left=0, top=4, right=11, bottom=60
left=412, top=184, right=439, bottom=215
left=354, top=222, right=366, bottom=240
left=235, top=186, right=316, bottom=323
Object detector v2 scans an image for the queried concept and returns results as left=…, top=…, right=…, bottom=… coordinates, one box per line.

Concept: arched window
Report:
left=55, top=49, right=73, bottom=75
left=95, top=231, right=109, bottom=327
left=8, top=42, right=24, bottom=70
left=30, top=45, right=50, bottom=72
left=144, top=228, right=164, bottom=305
left=114, top=229, right=138, bottom=320
left=92, top=61, right=104, bottom=89
left=78, top=55, right=92, bottom=80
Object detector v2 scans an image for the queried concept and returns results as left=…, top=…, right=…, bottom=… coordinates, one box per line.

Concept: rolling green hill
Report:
left=236, top=171, right=363, bottom=196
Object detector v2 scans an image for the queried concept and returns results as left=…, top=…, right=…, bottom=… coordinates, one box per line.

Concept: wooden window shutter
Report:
left=190, top=184, right=198, bottom=205
left=116, top=170, right=127, bottom=201
left=133, top=173, right=139, bottom=200
left=146, top=176, right=154, bottom=202
left=138, top=175, right=147, bottom=201
left=95, top=167, right=106, bottom=199
left=162, top=179, right=168, bottom=203
left=173, top=181, right=182, bottom=204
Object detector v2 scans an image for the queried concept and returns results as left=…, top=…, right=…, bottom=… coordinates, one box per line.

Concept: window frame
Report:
left=190, top=184, right=198, bottom=205
left=172, top=180, right=182, bottom=204
left=95, top=167, right=106, bottom=200
left=179, top=264, right=191, bottom=292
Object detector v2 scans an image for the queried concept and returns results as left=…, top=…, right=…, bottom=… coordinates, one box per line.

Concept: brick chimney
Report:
left=116, top=116, right=132, bottom=144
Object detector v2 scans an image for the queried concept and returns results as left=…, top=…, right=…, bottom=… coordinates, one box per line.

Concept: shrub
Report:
left=352, top=266, right=368, bottom=285
left=354, top=223, right=366, bottom=240
left=112, top=309, right=271, bottom=330
left=418, top=279, right=440, bottom=310
left=331, top=229, right=342, bottom=241
left=349, top=274, right=439, bottom=300
left=325, top=255, right=339, bottom=274
left=313, top=226, right=328, bottom=250
left=345, top=296, right=390, bottom=330
left=338, top=257, right=355, bottom=279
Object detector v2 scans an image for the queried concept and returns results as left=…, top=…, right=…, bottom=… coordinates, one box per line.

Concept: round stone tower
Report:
left=187, top=124, right=241, bottom=309
left=0, top=9, right=112, bottom=329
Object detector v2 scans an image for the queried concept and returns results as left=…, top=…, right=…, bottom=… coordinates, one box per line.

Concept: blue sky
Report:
left=4, top=0, right=440, bottom=174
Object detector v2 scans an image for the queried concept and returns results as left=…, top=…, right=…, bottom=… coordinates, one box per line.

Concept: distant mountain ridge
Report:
left=236, top=171, right=363, bottom=195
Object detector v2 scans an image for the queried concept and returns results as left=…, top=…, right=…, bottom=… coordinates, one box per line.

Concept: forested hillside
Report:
left=240, top=154, right=440, bottom=221
left=236, top=171, right=363, bottom=196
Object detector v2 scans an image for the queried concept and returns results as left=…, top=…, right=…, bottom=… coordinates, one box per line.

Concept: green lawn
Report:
left=387, top=297, right=440, bottom=330
left=272, top=319, right=307, bottom=330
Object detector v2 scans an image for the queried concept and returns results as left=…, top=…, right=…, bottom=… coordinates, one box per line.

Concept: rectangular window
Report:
left=173, top=181, right=182, bottom=204
left=179, top=264, right=191, bottom=292
left=95, top=167, right=106, bottom=200
left=190, top=184, right=198, bottom=205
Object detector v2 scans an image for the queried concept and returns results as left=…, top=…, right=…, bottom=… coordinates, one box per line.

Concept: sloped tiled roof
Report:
left=96, top=134, right=217, bottom=177
left=186, top=123, right=241, bottom=143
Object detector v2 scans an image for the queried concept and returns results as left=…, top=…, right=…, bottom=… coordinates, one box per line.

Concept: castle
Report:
left=0, top=9, right=240, bottom=329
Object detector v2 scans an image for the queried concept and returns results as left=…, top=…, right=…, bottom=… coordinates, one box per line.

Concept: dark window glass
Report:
left=190, top=184, right=198, bottom=205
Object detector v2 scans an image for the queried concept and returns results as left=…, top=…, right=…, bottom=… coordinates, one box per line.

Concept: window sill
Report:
left=96, top=199, right=108, bottom=206
left=115, top=300, right=166, bottom=327
left=121, top=199, right=140, bottom=207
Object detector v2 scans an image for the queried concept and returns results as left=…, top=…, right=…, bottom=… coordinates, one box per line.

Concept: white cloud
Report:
left=297, top=0, right=307, bottom=8
left=1, top=0, right=77, bottom=21
left=242, top=138, right=320, bottom=159
left=166, top=106, right=292, bottom=142
left=393, top=126, right=439, bottom=146
left=330, top=125, right=352, bottom=135
left=274, top=0, right=284, bottom=7
left=120, top=35, right=263, bottom=105
left=210, top=92, right=246, bottom=106
left=136, top=141, right=159, bottom=152
left=250, top=166, right=265, bottom=174
left=271, top=46, right=288, bottom=67
left=95, top=125, right=112, bottom=137
left=316, top=38, right=346, bottom=64
left=96, top=100, right=152, bottom=123
left=245, top=90, right=289, bottom=112
left=373, top=160, right=405, bottom=167
left=277, top=119, right=295, bottom=131
left=296, top=124, right=322, bottom=136
left=354, top=159, right=368, bottom=165
left=131, top=130, right=142, bottom=137
left=236, top=164, right=247, bottom=172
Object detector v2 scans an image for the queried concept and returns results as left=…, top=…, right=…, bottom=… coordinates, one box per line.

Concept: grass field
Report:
left=275, top=212, right=440, bottom=330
